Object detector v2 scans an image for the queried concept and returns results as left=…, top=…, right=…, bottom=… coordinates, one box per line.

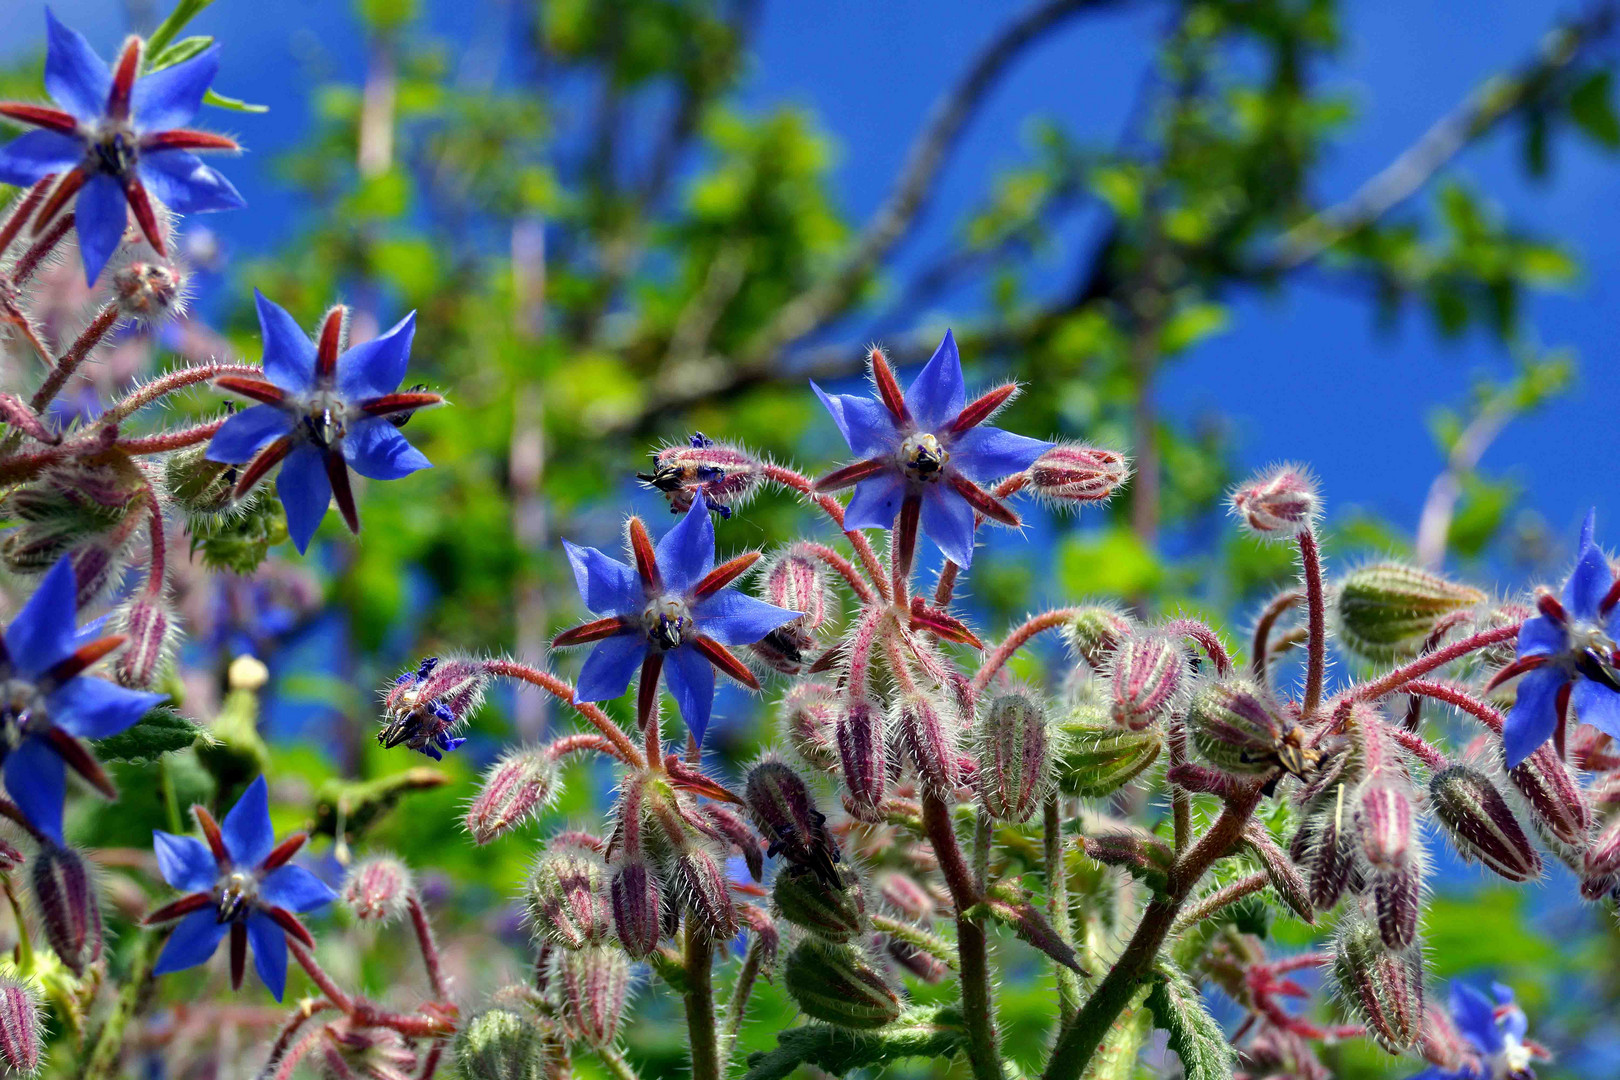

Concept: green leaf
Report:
left=147, top=35, right=213, bottom=73
left=204, top=88, right=269, bottom=114
left=1569, top=71, right=1620, bottom=149
left=1146, top=960, right=1236, bottom=1080
left=1059, top=527, right=1163, bottom=599
left=92, top=707, right=210, bottom=764
left=145, top=0, right=217, bottom=67
left=742, top=1005, right=965, bottom=1080
left=311, top=769, right=452, bottom=841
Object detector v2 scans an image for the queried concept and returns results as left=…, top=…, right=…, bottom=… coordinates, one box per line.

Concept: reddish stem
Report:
left=101, top=362, right=264, bottom=424
left=763, top=463, right=889, bottom=600
left=1346, top=623, right=1521, bottom=704
left=115, top=418, right=229, bottom=454
left=482, top=659, right=644, bottom=767
left=407, top=892, right=449, bottom=999
left=972, top=608, right=1081, bottom=691
left=12, top=213, right=73, bottom=285
left=1297, top=529, right=1327, bottom=721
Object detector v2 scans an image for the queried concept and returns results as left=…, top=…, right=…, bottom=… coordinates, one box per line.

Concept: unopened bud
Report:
left=1054, top=705, right=1163, bottom=798
left=877, top=872, right=935, bottom=922
left=1509, top=744, right=1592, bottom=849
left=1419, top=1004, right=1473, bottom=1073
left=886, top=937, right=949, bottom=983
left=1332, top=916, right=1424, bottom=1053
left=609, top=857, right=662, bottom=958
left=744, top=759, right=840, bottom=884
left=1083, top=827, right=1175, bottom=893
left=1229, top=464, right=1319, bottom=538
left=1582, top=816, right=1620, bottom=897
left=321, top=1019, right=415, bottom=1080
left=0, top=978, right=41, bottom=1075
left=1429, top=766, right=1542, bottom=883
left=163, top=445, right=236, bottom=515
left=1298, top=794, right=1358, bottom=912
left=637, top=433, right=763, bottom=519
left=467, top=748, right=560, bottom=845
left=111, top=261, right=186, bottom=322
left=378, top=656, right=488, bottom=760
left=975, top=688, right=1051, bottom=822
left=672, top=846, right=737, bottom=939
left=526, top=846, right=612, bottom=950
left=1241, top=825, right=1315, bottom=924
left=0, top=525, right=77, bottom=575
left=454, top=1008, right=549, bottom=1080
left=69, top=535, right=131, bottom=610
left=1335, top=564, right=1484, bottom=662
left=1106, top=633, right=1185, bottom=731
left=1356, top=779, right=1415, bottom=871
left=31, top=844, right=103, bottom=977
left=781, top=682, right=840, bottom=771
left=1187, top=678, right=1287, bottom=776
left=837, top=697, right=888, bottom=813
left=1372, top=862, right=1423, bottom=950
left=783, top=940, right=901, bottom=1029
left=897, top=693, right=961, bottom=794
left=750, top=546, right=830, bottom=673
left=1025, top=443, right=1129, bottom=507
left=113, top=593, right=174, bottom=689
left=341, top=856, right=413, bottom=923
left=1062, top=606, right=1132, bottom=667
left=772, top=863, right=866, bottom=942
left=555, top=946, right=631, bottom=1048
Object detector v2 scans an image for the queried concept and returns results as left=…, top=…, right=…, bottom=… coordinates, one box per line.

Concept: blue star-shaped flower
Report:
left=810, top=331, right=1051, bottom=569
left=1409, top=981, right=1543, bottom=1080
left=206, top=291, right=442, bottom=554
left=0, top=557, right=164, bottom=844
left=554, top=494, right=800, bottom=744
left=0, top=10, right=246, bottom=284
left=1493, top=509, right=1620, bottom=767
left=145, top=775, right=336, bottom=1001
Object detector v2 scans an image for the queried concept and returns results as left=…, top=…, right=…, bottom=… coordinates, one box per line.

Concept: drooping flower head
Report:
left=1410, top=981, right=1546, bottom=1080
left=810, top=332, right=1051, bottom=569
left=554, top=494, right=800, bottom=744
left=206, top=291, right=442, bottom=554
left=0, top=557, right=163, bottom=844
left=1491, top=510, right=1620, bottom=766
left=145, top=775, right=336, bottom=1001
left=0, top=11, right=246, bottom=283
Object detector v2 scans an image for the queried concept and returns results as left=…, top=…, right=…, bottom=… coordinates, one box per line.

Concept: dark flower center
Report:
left=644, top=597, right=692, bottom=651
left=0, top=680, right=46, bottom=754
left=88, top=123, right=137, bottom=179
left=898, top=432, right=948, bottom=482
left=214, top=869, right=259, bottom=923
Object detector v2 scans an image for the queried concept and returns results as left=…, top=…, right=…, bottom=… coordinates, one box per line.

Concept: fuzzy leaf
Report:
left=1082, top=985, right=1153, bottom=1080
left=1147, top=960, right=1236, bottom=1080
left=743, top=1005, right=965, bottom=1080
left=311, top=769, right=450, bottom=840
left=91, top=706, right=209, bottom=763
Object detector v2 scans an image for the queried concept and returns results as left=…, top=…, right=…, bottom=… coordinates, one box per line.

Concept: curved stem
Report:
left=407, top=892, right=449, bottom=999
left=1250, top=590, right=1303, bottom=682
left=1169, top=871, right=1268, bottom=934
left=483, top=659, right=644, bottom=767
left=1345, top=623, right=1519, bottom=704
left=99, top=362, right=262, bottom=425
left=116, top=417, right=228, bottom=454
left=762, top=464, right=889, bottom=600
left=1159, top=618, right=1233, bottom=677
left=799, top=540, right=874, bottom=602
left=30, top=303, right=120, bottom=412
left=973, top=608, right=1080, bottom=691
left=718, top=937, right=765, bottom=1075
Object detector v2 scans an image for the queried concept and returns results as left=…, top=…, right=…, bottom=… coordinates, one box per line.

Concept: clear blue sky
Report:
left=4, top=0, right=1615, bottom=566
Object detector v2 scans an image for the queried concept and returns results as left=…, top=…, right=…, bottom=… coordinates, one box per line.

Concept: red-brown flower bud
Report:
left=780, top=681, right=840, bottom=771
left=555, top=946, right=631, bottom=1048
left=837, top=696, right=888, bottom=813
left=1025, top=443, right=1129, bottom=508
left=0, top=978, right=41, bottom=1076
left=1106, top=632, right=1185, bottom=731
left=1229, top=464, right=1319, bottom=539
left=609, top=857, right=662, bottom=959
left=525, top=845, right=612, bottom=950
left=31, top=844, right=102, bottom=977
left=466, top=748, right=560, bottom=845
left=341, top=855, right=413, bottom=924
left=1429, top=766, right=1542, bottom=883
left=896, top=692, right=961, bottom=794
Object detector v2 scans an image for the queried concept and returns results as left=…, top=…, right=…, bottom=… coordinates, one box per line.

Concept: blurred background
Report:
left=3, top=0, right=1619, bottom=1075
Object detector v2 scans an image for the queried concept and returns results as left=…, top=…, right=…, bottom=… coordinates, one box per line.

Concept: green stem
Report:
left=922, top=792, right=1004, bottom=1080
left=718, top=937, right=765, bottom=1075
left=1043, top=798, right=1081, bottom=1024
left=82, top=931, right=156, bottom=1080
left=596, top=1045, right=641, bottom=1080
left=684, top=925, right=720, bottom=1080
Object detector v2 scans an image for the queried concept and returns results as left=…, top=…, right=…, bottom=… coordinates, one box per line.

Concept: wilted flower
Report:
left=378, top=656, right=486, bottom=761
left=1229, top=464, right=1319, bottom=539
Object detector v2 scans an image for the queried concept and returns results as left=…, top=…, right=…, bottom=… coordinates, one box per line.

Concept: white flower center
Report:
left=215, top=869, right=261, bottom=923
left=898, top=432, right=948, bottom=482
left=1491, top=1033, right=1533, bottom=1078
left=294, top=388, right=353, bottom=448
left=644, top=596, right=692, bottom=651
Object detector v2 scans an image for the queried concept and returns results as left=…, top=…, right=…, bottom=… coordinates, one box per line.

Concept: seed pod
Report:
left=1106, top=633, right=1185, bottom=731
left=975, top=688, right=1051, bottom=822
left=1335, top=564, right=1484, bottom=662
left=1053, top=705, right=1163, bottom=798
left=1429, top=766, right=1542, bottom=883
left=744, top=759, right=840, bottom=885
left=342, top=856, right=413, bottom=923
left=1229, top=464, right=1319, bottom=539
left=1331, top=915, right=1425, bottom=1053
left=886, top=937, right=949, bottom=983
left=555, top=946, right=631, bottom=1048
left=0, top=978, right=40, bottom=1075
left=467, top=749, right=560, bottom=845
left=1062, top=606, right=1132, bottom=667
left=1356, top=779, right=1415, bottom=871
left=31, top=844, right=102, bottom=977
left=454, top=1008, right=549, bottom=1080
left=114, top=592, right=175, bottom=689
left=671, top=845, right=737, bottom=939
left=782, top=940, right=901, bottom=1029
left=609, top=857, right=662, bottom=958
left=781, top=682, right=841, bottom=771
left=1187, top=678, right=1286, bottom=776
left=1025, top=443, right=1129, bottom=508
left=773, top=863, right=866, bottom=942
left=1508, top=743, right=1591, bottom=849
left=526, top=846, right=612, bottom=949
left=163, top=445, right=237, bottom=516
left=896, top=693, right=961, bottom=793
left=637, top=433, right=763, bottom=518
left=837, top=696, right=887, bottom=812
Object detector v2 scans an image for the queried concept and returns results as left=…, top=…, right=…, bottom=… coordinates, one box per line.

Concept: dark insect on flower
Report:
left=744, top=759, right=842, bottom=887
left=636, top=433, right=763, bottom=520
left=377, top=656, right=486, bottom=760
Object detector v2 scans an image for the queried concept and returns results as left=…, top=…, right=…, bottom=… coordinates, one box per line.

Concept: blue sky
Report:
left=3, top=0, right=1615, bottom=564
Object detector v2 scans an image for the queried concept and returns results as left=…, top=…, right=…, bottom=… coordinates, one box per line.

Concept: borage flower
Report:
left=811, top=331, right=1050, bottom=572
left=554, top=494, right=799, bottom=744
left=0, top=11, right=245, bottom=283
left=1491, top=510, right=1620, bottom=766
left=206, top=291, right=442, bottom=554
left=1411, top=981, right=1546, bottom=1080
left=0, top=557, right=163, bottom=843
left=145, top=775, right=336, bottom=1001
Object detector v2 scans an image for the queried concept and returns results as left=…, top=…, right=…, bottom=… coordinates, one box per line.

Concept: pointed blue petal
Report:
left=842, top=473, right=905, bottom=532
left=0, top=131, right=84, bottom=187
left=221, top=775, right=274, bottom=869
left=811, top=381, right=898, bottom=459
left=920, top=484, right=977, bottom=568
left=260, top=864, right=335, bottom=915
left=206, top=404, right=295, bottom=465
left=277, top=445, right=332, bottom=556
left=1448, top=982, right=1499, bottom=1055
left=1563, top=539, right=1613, bottom=622
left=47, top=675, right=164, bottom=738
left=664, top=644, right=715, bottom=745
left=138, top=150, right=244, bottom=213
left=5, top=557, right=79, bottom=677
left=153, top=832, right=218, bottom=893
left=1499, top=1004, right=1528, bottom=1043
left=131, top=45, right=218, bottom=132
left=43, top=11, right=110, bottom=123
left=904, top=330, right=966, bottom=430
left=575, top=634, right=647, bottom=704
left=337, top=311, right=415, bottom=402
left=654, top=494, right=715, bottom=595
left=693, top=589, right=800, bottom=647
left=1574, top=679, right=1620, bottom=742
left=74, top=172, right=126, bottom=286
left=1502, top=665, right=1568, bottom=767
left=254, top=291, right=316, bottom=393
left=152, top=908, right=228, bottom=976
left=1580, top=507, right=1596, bottom=550
left=342, top=418, right=430, bottom=481
left=949, top=425, right=1052, bottom=483
left=1515, top=614, right=1567, bottom=659
left=247, top=912, right=289, bottom=1001
left=563, top=541, right=642, bottom=616
left=3, top=739, right=65, bottom=845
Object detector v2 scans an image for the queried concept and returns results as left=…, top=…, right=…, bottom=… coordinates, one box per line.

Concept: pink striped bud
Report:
left=1240, top=825, right=1315, bottom=925
left=1509, top=743, right=1592, bottom=849
left=31, top=844, right=102, bottom=977
left=69, top=536, right=130, bottom=610
left=672, top=845, right=737, bottom=939
left=896, top=693, right=961, bottom=793
left=1062, top=606, right=1132, bottom=667
left=1582, top=816, right=1620, bottom=897
left=525, top=846, right=612, bottom=949
left=1332, top=915, right=1424, bottom=1053
left=609, top=857, right=662, bottom=958
left=781, top=682, right=841, bottom=771
left=1025, top=443, right=1129, bottom=507
left=1299, top=800, right=1358, bottom=912
left=1356, top=779, right=1415, bottom=871
left=555, top=946, right=631, bottom=1048
left=1429, top=766, right=1542, bottom=883
left=886, top=937, right=948, bottom=983
left=877, top=872, right=935, bottom=922
left=637, top=433, right=763, bottom=518
left=1106, top=633, right=1185, bottom=731
left=341, top=856, right=413, bottom=924
left=1372, top=863, right=1423, bottom=950
left=974, top=688, right=1051, bottom=823
left=0, top=978, right=40, bottom=1075
left=752, top=545, right=830, bottom=673
left=838, top=696, right=888, bottom=813
left=1420, top=1003, right=1475, bottom=1073
left=1187, top=678, right=1288, bottom=776
left=744, top=759, right=841, bottom=885
left=1229, top=464, right=1319, bottom=539
left=466, top=748, right=560, bottom=845
left=321, top=1019, right=415, bottom=1080
left=113, top=593, right=175, bottom=689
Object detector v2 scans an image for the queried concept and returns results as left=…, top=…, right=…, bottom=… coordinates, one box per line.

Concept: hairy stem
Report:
left=30, top=303, right=120, bottom=412
left=1297, top=528, right=1327, bottom=721
left=407, top=892, right=450, bottom=999
left=484, top=659, right=644, bottom=767
left=718, top=937, right=766, bottom=1074
left=973, top=608, right=1081, bottom=691
left=922, top=792, right=1003, bottom=1080
left=684, top=926, right=720, bottom=1080
left=1044, top=797, right=1082, bottom=1023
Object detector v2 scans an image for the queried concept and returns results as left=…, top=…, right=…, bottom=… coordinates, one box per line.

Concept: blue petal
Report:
left=811, top=381, right=898, bottom=459
left=0, top=131, right=84, bottom=187
left=4, top=557, right=79, bottom=677
left=138, top=150, right=245, bottom=214
left=153, top=832, right=218, bottom=893
left=277, top=445, right=332, bottom=556
left=1573, top=679, right=1620, bottom=741
left=693, top=589, right=800, bottom=647
left=1579, top=507, right=1596, bottom=550
left=664, top=644, right=715, bottom=745
left=654, top=494, right=715, bottom=595
left=1515, top=614, right=1567, bottom=659
left=74, top=172, right=126, bottom=285
left=247, top=912, right=289, bottom=1001
left=563, top=541, right=643, bottom=616
left=1563, top=538, right=1613, bottom=622
left=1448, top=982, right=1500, bottom=1055
left=3, top=739, right=65, bottom=845
left=575, top=633, right=647, bottom=704
left=904, top=330, right=966, bottom=430
left=1499, top=1003, right=1528, bottom=1043
left=152, top=908, right=228, bottom=976
left=131, top=45, right=218, bottom=132
left=342, top=418, right=430, bottom=481
left=260, top=864, right=335, bottom=915
left=221, top=775, right=274, bottom=869
left=337, top=311, right=415, bottom=402
left=47, top=676, right=164, bottom=739
left=43, top=11, right=110, bottom=123
left=949, top=425, right=1052, bottom=483
left=206, top=404, right=295, bottom=465
left=254, top=291, right=316, bottom=393
left=1502, top=665, right=1567, bottom=768
left=920, top=484, right=977, bottom=568
left=842, top=473, right=905, bottom=532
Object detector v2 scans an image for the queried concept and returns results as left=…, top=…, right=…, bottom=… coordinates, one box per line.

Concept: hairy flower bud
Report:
left=1187, top=678, right=1288, bottom=776
left=637, top=433, right=763, bottom=519
left=780, top=682, right=841, bottom=771
left=672, top=845, right=737, bottom=939
left=1356, top=779, right=1415, bottom=871
left=163, top=445, right=237, bottom=516
left=837, top=696, right=888, bottom=813
left=1062, top=606, right=1132, bottom=667
left=1335, top=563, right=1484, bottom=662
left=750, top=545, right=830, bottom=674
left=609, top=857, right=662, bottom=958
left=897, top=693, right=961, bottom=794
left=1025, top=443, right=1129, bottom=507
left=378, top=656, right=488, bottom=760
left=111, top=260, right=186, bottom=322
left=31, top=844, right=102, bottom=977
left=1106, top=633, right=1185, bottom=731
left=1054, top=705, right=1163, bottom=798
left=1508, top=744, right=1591, bottom=849
left=877, top=872, right=936, bottom=922
left=526, top=846, right=612, bottom=949
left=454, top=1009, right=549, bottom=1080
left=342, top=856, right=413, bottom=923
left=113, top=593, right=175, bottom=689
left=1332, top=916, right=1425, bottom=1053
left=1241, top=825, right=1315, bottom=924
left=0, top=978, right=41, bottom=1076
left=773, top=863, right=867, bottom=942
left=1372, top=863, right=1422, bottom=950
left=467, top=748, right=560, bottom=845
left=975, top=688, right=1051, bottom=822
left=1582, top=816, right=1620, bottom=898
left=321, top=1019, right=416, bottom=1080
left=1429, top=766, right=1542, bottom=883
left=555, top=946, right=631, bottom=1048
left=744, top=759, right=840, bottom=884
left=1298, top=793, right=1358, bottom=912
left=1229, top=464, right=1319, bottom=538
left=886, top=937, right=949, bottom=983
left=1419, top=1004, right=1473, bottom=1074
left=783, top=940, right=901, bottom=1029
